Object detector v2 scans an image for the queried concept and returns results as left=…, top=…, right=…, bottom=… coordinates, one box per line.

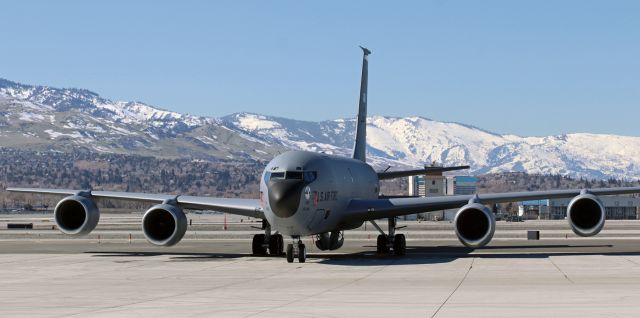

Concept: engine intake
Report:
left=142, top=204, right=187, bottom=246
left=54, top=195, right=100, bottom=235
left=567, top=193, right=605, bottom=237
left=454, top=203, right=496, bottom=248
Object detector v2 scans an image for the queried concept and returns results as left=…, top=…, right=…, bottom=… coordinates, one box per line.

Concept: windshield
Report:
left=286, top=171, right=303, bottom=180
left=267, top=171, right=317, bottom=182
left=270, top=172, right=285, bottom=180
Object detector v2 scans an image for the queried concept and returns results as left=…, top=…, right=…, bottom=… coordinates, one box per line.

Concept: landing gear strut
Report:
left=286, top=236, right=306, bottom=263
left=252, top=220, right=283, bottom=256
left=372, top=217, right=406, bottom=256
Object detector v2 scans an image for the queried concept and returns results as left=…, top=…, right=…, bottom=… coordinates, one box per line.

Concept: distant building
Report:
left=445, top=176, right=478, bottom=195
left=409, top=175, right=478, bottom=197
left=406, top=175, right=425, bottom=220
left=519, top=199, right=550, bottom=220
left=519, top=197, right=640, bottom=220
left=408, top=175, right=446, bottom=197
left=408, top=175, right=426, bottom=197
left=406, top=174, right=477, bottom=221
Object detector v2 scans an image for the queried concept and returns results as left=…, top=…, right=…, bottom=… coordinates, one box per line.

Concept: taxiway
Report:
left=1, top=215, right=639, bottom=317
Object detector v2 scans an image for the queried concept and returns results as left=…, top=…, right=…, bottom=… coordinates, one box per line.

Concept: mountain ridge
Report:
left=2, top=78, right=639, bottom=180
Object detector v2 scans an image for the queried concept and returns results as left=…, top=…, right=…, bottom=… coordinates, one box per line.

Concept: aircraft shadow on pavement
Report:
left=87, top=251, right=246, bottom=261
left=85, top=243, right=640, bottom=266
left=316, top=244, right=640, bottom=266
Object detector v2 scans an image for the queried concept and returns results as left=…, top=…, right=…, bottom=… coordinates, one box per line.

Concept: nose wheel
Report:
left=286, top=237, right=306, bottom=263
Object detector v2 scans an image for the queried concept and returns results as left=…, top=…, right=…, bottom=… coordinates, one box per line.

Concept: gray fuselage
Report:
left=260, top=150, right=379, bottom=236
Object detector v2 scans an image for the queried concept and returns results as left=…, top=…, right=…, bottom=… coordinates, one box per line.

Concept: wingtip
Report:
left=359, top=46, right=371, bottom=55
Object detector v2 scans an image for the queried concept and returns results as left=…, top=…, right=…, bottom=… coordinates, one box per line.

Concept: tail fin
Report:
left=352, top=46, right=371, bottom=162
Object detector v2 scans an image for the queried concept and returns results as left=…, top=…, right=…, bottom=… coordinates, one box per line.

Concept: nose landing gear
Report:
left=286, top=236, right=306, bottom=263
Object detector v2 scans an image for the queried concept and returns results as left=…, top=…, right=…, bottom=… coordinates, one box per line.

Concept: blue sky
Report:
left=1, top=1, right=639, bottom=136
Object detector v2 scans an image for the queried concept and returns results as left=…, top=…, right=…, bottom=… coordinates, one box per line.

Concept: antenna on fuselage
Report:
left=352, top=46, right=371, bottom=162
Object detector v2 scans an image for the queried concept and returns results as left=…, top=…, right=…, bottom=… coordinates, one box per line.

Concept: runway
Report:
left=1, top=237, right=640, bottom=317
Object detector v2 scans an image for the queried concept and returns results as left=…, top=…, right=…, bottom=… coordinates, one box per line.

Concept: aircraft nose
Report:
left=268, top=179, right=304, bottom=218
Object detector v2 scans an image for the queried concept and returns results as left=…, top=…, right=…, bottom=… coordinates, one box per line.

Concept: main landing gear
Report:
left=285, top=236, right=306, bottom=263
left=251, top=220, right=284, bottom=256
left=372, top=217, right=406, bottom=256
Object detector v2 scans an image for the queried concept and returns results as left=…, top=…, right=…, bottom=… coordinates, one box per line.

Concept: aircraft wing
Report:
left=6, top=188, right=264, bottom=219
left=345, top=187, right=640, bottom=222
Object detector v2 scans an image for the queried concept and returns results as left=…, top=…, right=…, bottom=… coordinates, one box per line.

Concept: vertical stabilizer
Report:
left=352, top=46, right=371, bottom=162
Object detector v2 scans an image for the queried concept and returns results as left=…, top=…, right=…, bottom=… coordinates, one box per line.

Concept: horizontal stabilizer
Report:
left=377, top=165, right=470, bottom=180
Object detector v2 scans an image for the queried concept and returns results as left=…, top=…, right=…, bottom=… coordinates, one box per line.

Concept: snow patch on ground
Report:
left=196, top=136, right=218, bottom=145
left=19, top=112, right=46, bottom=122
left=44, top=129, right=86, bottom=140
left=234, top=114, right=281, bottom=130
left=96, top=101, right=204, bottom=126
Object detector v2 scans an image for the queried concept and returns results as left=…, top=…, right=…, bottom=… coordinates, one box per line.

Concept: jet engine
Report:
left=567, top=193, right=605, bottom=237
left=315, top=231, right=344, bottom=251
left=54, top=195, right=100, bottom=235
left=454, top=203, right=496, bottom=248
left=142, top=204, right=187, bottom=246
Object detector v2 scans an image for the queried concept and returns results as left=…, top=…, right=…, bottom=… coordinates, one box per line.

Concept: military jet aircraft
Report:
left=9, top=47, right=640, bottom=263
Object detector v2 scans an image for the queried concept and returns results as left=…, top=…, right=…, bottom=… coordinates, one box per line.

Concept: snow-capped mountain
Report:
left=222, top=113, right=640, bottom=180
left=2, top=78, right=640, bottom=180
left=0, top=79, right=283, bottom=161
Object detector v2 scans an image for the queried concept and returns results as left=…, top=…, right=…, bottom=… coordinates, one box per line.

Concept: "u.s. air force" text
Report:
left=318, top=191, right=338, bottom=201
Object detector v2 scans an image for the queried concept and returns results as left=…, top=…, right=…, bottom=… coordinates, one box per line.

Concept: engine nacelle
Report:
left=142, top=204, right=187, bottom=246
left=315, top=231, right=344, bottom=251
left=54, top=195, right=100, bottom=235
left=454, top=203, right=496, bottom=248
left=567, top=193, right=605, bottom=237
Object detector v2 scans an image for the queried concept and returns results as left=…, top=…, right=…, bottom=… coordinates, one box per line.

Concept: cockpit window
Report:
left=268, top=171, right=317, bottom=182
left=263, top=172, right=270, bottom=184
left=270, top=172, right=285, bottom=180
left=286, top=171, right=303, bottom=180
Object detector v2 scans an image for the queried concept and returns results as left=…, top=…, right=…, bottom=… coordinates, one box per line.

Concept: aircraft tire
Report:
left=269, top=234, right=283, bottom=256
left=376, top=235, right=389, bottom=254
left=286, top=244, right=294, bottom=263
left=298, top=243, right=306, bottom=263
left=252, top=234, right=267, bottom=255
left=393, top=234, right=406, bottom=256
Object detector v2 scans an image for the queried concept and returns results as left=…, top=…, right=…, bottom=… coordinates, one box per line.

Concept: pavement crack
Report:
left=549, top=257, right=574, bottom=284
left=243, top=259, right=396, bottom=318
left=621, top=256, right=640, bottom=266
left=63, top=258, right=255, bottom=318
left=430, top=257, right=474, bottom=318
